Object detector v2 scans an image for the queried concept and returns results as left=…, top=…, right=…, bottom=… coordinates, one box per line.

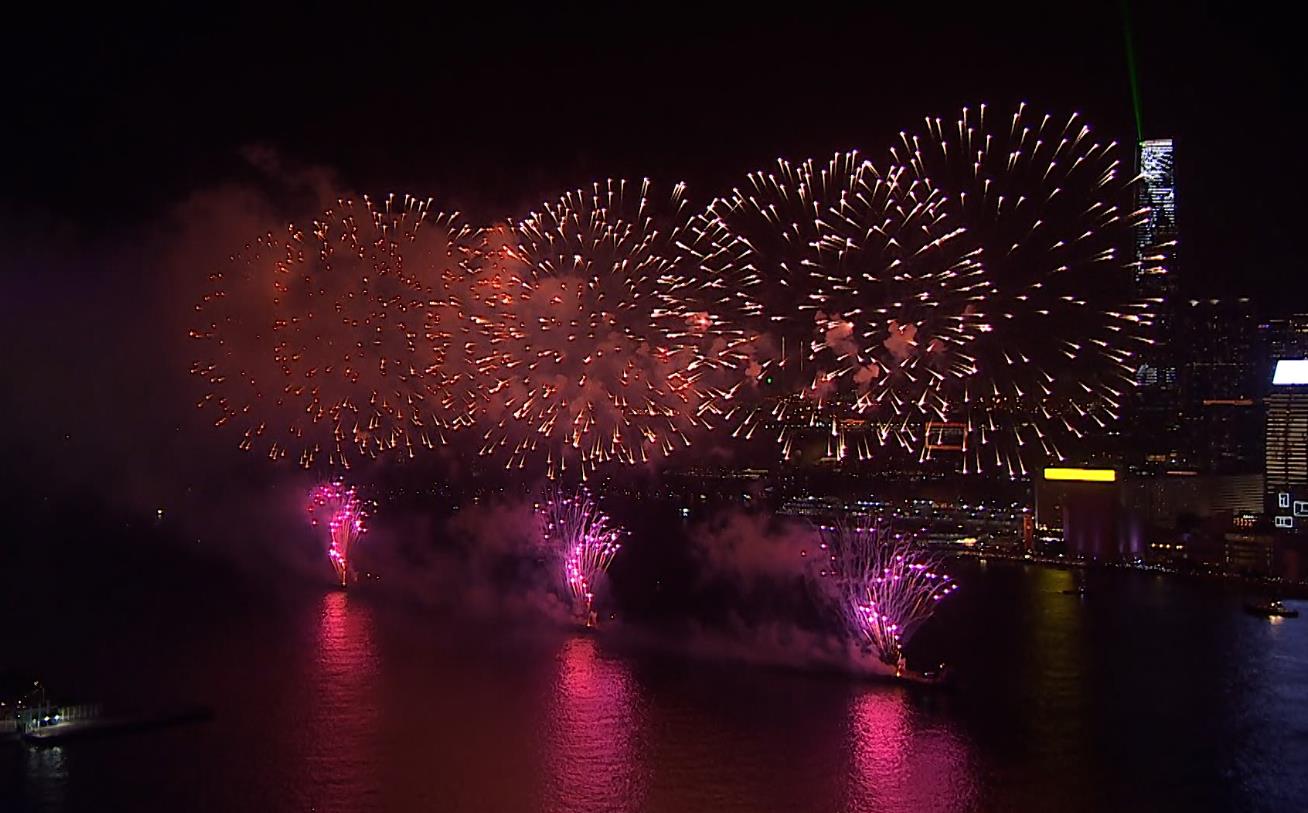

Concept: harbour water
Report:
left=4, top=561, right=1307, bottom=812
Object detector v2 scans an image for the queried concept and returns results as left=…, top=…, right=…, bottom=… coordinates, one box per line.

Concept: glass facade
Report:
left=1130, top=139, right=1182, bottom=468
left=1135, top=139, right=1177, bottom=288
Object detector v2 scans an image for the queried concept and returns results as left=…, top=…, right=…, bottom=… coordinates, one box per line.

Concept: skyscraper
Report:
left=1130, top=139, right=1181, bottom=468
left=1180, top=298, right=1263, bottom=473
left=1135, top=139, right=1178, bottom=289
left=1266, top=359, right=1308, bottom=532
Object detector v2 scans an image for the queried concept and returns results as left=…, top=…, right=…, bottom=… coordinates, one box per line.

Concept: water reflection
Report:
left=1022, top=566, right=1091, bottom=765
left=6, top=565, right=1306, bottom=811
left=21, top=744, right=68, bottom=809
left=844, top=688, right=977, bottom=812
left=298, top=590, right=380, bottom=811
left=543, top=635, right=645, bottom=813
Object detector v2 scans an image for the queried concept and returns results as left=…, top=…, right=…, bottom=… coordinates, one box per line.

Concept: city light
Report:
left=1271, top=359, right=1308, bottom=385
left=1043, top=467, right=1117, bottom=483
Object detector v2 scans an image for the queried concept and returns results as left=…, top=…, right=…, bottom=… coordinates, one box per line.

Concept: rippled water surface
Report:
left=4, top=563, right=1307, bottom=812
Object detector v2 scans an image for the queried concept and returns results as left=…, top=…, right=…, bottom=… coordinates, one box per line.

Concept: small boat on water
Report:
left=1244, top=599, right=1299, bottom=619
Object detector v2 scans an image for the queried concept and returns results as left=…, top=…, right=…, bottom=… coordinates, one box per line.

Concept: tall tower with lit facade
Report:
left=1135, top=139, right=1177, bottom=290
left=1130, top=138, right=1182, bottom=468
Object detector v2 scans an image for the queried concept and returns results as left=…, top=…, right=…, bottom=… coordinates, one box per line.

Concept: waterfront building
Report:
left=1266, top=359, right=1308, bottom=533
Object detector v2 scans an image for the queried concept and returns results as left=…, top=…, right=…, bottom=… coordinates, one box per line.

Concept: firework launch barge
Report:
left=893, top=665, right=949, bottom=688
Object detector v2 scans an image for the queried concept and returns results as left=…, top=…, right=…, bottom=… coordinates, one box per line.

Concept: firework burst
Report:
left=537, top=488, right=622, bottom=622
left=189, top=194, right=482, bottom=468
left=473, top=179, right=755, bottom=480
left=808, top=517, right=956, bottom=666
left=893, top=103, right=1161, bottom=476
left=706, top=152, right=987, bottom=462
left=307, top=481, right=367, bottom=587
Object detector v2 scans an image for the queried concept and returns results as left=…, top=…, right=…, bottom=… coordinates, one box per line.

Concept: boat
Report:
left=1244, top=599, right=1299, bottom=619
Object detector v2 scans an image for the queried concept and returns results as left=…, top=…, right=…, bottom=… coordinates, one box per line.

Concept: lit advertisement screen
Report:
left=1272, top=359, right=1308, bottom=385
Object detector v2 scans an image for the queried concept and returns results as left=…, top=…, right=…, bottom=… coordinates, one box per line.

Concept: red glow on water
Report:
left=299, top=590, right=380, bottom=810
left=845, top=689, right=976, bottom=811
left=545, top=637, right=644, bottom=812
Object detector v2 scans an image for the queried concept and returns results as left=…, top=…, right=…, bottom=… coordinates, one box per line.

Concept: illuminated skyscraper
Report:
left=1135, top=139, right=1178, bottom=381
left=1266, top=359, right=1308, bottom=532
left=1130, top=138, right=1181, bottom=468
left=1135, top=139, right=1177, bottom=290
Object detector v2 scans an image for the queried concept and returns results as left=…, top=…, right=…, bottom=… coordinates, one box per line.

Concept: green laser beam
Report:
left=1121, top=0, right=1144, bottom=139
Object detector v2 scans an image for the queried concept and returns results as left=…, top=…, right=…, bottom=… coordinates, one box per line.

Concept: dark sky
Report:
left=3, top=3, right=1304, bottom=307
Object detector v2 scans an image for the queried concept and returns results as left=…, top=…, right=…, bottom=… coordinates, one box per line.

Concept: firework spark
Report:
left=808, top=517, right=956, bottom=666
left=706, top=152, right=987, bottom=462
left=307, top=481, right=367, bottom=587
left=893, top=103, right=1161, bottom=476
left=473, top=179, right=756, bottom=480
left=190, top=194, right=482, bottom=469
left=537, top=488, right=622, bottom=623
left=189, top=102, right=1153, bottom=478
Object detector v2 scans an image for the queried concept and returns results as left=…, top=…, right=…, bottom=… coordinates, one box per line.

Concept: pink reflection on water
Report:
left=845, top=688, right=977, bottom=812
left=544, top=635, right=645, bottom=813
left=300, top=590, right=381, bottom=811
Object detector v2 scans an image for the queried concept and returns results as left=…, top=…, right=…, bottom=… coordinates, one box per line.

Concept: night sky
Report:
left=4, top=4, right=1303, bottom=302
left=0, top=3, right=1303, bottom=515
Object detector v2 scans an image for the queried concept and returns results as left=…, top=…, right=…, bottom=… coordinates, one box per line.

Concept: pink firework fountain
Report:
left=810, top=516, right=956, bottom=667
left=307, top=481, right=367, bottom=587
left=537, top=488, right=622, bottom=625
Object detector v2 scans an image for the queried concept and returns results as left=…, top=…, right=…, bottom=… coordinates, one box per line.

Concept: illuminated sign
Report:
left=1272, top=359, right=1308, bottom=385
left=1275, top=516, right=1295, bottom=529
left=1043, top=467, right=1117, bottom=483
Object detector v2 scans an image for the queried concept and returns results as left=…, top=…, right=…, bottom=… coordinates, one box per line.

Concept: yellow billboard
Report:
left=1043, top=467, right=1117, bottom=483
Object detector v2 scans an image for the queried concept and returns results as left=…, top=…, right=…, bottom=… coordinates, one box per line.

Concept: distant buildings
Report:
left=1266, top=359, right=1308, bottom=533
left=1035, top=468, right=1122, bottom=558
left=1261, top=314, right=1308, bottom=366
left=1121, top=470, right=1264, bottom=565
left=1028, top=356, right=1308, bottom=577
left=1036, top=465, right=1266, bottom=565
left=778, top=493, right=1028, bottom=551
